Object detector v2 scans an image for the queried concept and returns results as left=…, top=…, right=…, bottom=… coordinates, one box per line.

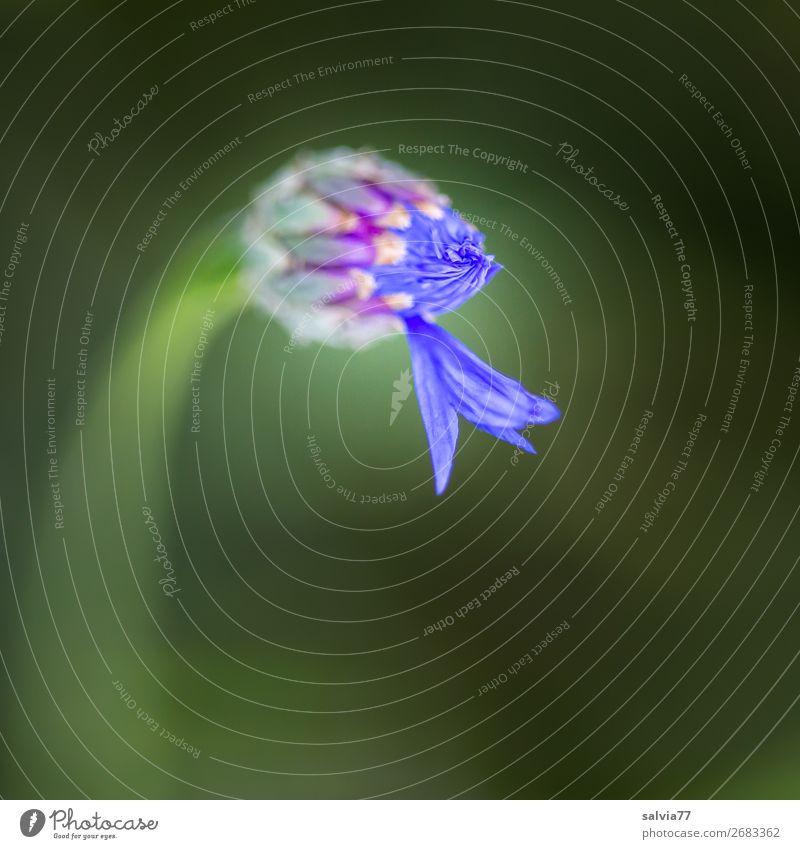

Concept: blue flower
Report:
left=368, top=203, right=502, bottom=316
left=245, top=147, right=560, bottom=493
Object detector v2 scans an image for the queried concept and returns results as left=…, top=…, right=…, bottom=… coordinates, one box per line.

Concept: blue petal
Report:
left=403, top=316, right=559, bottom=492
left=406, top=318, right=559, bottom=429
left=404, top=318, right=459, bottom=494
left=483, top=425, right=537, bottom=454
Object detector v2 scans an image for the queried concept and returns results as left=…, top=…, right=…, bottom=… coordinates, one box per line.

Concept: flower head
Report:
left=245, top=147, right=559, bottom=492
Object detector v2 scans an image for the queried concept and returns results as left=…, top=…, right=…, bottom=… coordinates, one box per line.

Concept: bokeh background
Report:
left=1, top=0, right=799, bottom=799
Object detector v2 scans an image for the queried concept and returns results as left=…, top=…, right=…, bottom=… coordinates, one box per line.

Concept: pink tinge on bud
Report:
left=288, top=233, right=380, bottom=268
left=307, top=177, right=395, bottom=217
left=285, top=232, right=407, bottom=269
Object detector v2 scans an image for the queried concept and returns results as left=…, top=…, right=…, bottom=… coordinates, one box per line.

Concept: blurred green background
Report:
left=1, top=0, right=799, bottom=799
